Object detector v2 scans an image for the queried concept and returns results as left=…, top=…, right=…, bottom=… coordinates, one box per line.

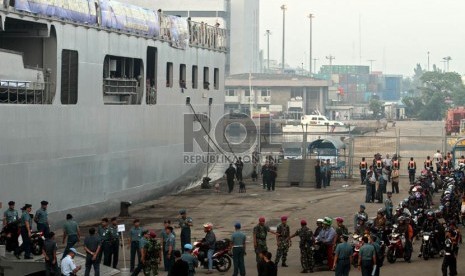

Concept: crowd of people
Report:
left=355, top=150, right=464, bottom=276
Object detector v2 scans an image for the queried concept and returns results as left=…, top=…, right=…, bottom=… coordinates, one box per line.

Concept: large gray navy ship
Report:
left=0, top=0, right=227, bottom=221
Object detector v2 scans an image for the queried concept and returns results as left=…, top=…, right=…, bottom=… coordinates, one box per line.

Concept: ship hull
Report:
left=0, top=9, right=227, bottom=223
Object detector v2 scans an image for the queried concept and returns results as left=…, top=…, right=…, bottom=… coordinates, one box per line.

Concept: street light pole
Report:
left=281, top=5, right=287, bottom=72
left=326, top=55, right=335, bottom=76
left=265, top=30, right=271, bottom=72
left=313, top=58, right=318, bottom=74
left=308, top=13, right=314, bottom=75
left=427, top=51, right=430, bottom=71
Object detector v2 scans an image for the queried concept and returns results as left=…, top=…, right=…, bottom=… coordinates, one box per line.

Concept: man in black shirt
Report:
left=225, top=163, right=237, bottom=193
left=264, top=251, right=277, bottom=276
left=170, top=250, right=188, bottom=276
left=43, top=232, right=60, bottom=276
left=257, top=251, right=268, bottom=276
left=84, top=228, right=101, bottom=276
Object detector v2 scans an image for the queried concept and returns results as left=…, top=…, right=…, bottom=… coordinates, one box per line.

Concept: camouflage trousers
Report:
left=255, top=241, right=268, bottom=263
left=275, top=241, right=290, bottom=264
left=300, top=246, right=314, bottom=271
left=143, top=260, right=159, bottom=276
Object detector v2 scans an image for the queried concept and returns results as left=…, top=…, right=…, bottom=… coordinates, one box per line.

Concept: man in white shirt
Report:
left=433, top=150, right=443, bottom=172
left=61, top=248, right=82, bottom=276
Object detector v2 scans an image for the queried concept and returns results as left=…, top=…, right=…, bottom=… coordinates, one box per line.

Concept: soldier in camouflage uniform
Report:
left=275, top=216, right=291, bottom=267
left=288, top=219, right=314, bottom=273
left=144, top=232, right=162, bottom=276
left=253, top=217, right=277, bottom=264
left=335, top=217, right=349, bottom=246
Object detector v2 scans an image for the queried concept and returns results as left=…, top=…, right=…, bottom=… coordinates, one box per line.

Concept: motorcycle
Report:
left=351, top=234, right=362, bottom=268
left=386, top=225, right=411, bottom=263
left=30, top=231, right=45, bottom=256
left=192, top=239, right=232, bottom=272
left=420, top=230, right=440, bottom=260
left=311, top=242, right=328, bottom=267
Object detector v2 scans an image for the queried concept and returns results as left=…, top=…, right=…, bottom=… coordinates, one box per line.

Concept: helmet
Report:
left=357, top=214, right=367, bottom=222
left=301, top=220, right=307, bottom=225
left=377, top=208, right=385, bottom=215
left=323, top=217, right=333, bottom=226
left=426, top=211, right=434, bottom=218
left=203, top=222, right=213, bottom=231
left=366, top=220, right=374, bottom=228
left=317, top=218, right=324, bottom=223
left=336, top=217, right=344, bottom=223
left=398, top=216, right=405, bottom=222
left=184, top=244, right=193, bottom=250
left=409, top=195, right=415, bottom=201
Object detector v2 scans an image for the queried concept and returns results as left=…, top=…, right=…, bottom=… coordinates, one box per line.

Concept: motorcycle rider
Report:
left=418, top=211, right=442, bottom=258
left=396, top=216, right=413, bottom=263
left=313, top=219, right=324, bottom=238
left=202, top=223, right=216, bottom=274
left=317, top=217, right=336, bottom=271
left=354, top=205, right=368, bottom=232
left=355, top=215, right=367, bottom=236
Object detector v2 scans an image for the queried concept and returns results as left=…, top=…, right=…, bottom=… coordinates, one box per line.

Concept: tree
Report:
left=369, top=98, right=383, bottom=119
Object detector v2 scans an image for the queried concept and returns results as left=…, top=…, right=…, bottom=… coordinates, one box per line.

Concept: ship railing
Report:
left=158, top=14, right=227, bottom=52
left=0, top=79, right=50, bottom=104
left=103, top=78, right=139, bottom=105
left=2, top=5, right=228, bottom=53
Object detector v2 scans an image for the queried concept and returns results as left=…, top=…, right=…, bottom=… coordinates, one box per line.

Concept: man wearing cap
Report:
left=333, top=234, right=352, bottom=276
left=253, top=217, right=278, bottom=264
left=109, top=217, right=121, bottom=268
left=3, top=201, right=19, bottom=252
left=181, top=244, right=198, bottom=276
left=164, top=226, right=176, bottom=273
left=62, top=214, right=81, bottom=260
left=14, top=204, right=33, bottom=259
left=335, top=217, right=348, bottom=246
left=35, top=200, right=50, bottom=237
left=317, top=217, right=336, bottom=271
left=61, top=248, right=82, bottom=276
left=288, top=219, right=314, bottom=273
left=144, top=231, right=162, bottom=276
left=132, top=230, right=150, bottom=276
left=231, top=222, right=246, bottom=276
left=178, top=209, right=193, bottom=250
left=314, top=219, right=324, bottom=238
left=129, top=219, right=144, bottom=272
left=354, top=205, right=368, bottom=232
left=275, top=216, right=291, bottom=267
left=98, top=218, right=113, bottom=266
left=84, top=227, right=101, bottom=276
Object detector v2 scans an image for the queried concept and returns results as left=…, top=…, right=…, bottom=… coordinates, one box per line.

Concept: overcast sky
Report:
left=260, top=0, right=465, bottom=76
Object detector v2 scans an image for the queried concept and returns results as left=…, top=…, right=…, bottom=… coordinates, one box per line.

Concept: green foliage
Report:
left=403, top=70, right=465, bottom=120
left=369, top=98, right=383, bottom=119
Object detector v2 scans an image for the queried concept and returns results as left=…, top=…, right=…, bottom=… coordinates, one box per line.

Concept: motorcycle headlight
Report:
left=423, top=235, right=430, bottom=241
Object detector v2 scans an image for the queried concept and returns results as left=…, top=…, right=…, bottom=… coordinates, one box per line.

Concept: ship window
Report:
left=203, top=67, right=210, bottom=90
left=103, top=55, right=144, bottom=105
left=180, top=64, right=187, bottom=89
left=226, top=89, right=236, bottom=96
left=245, top=89, right=250, bottom=97
left=214, top=68, right=219, bottom=90
left=192, top=66, right=198, bottom=89
left=61, top=50, right=78, bottom=105
left=166, top=62, right=173, bottom=88
left=146, top=47, right=157, bottom=105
